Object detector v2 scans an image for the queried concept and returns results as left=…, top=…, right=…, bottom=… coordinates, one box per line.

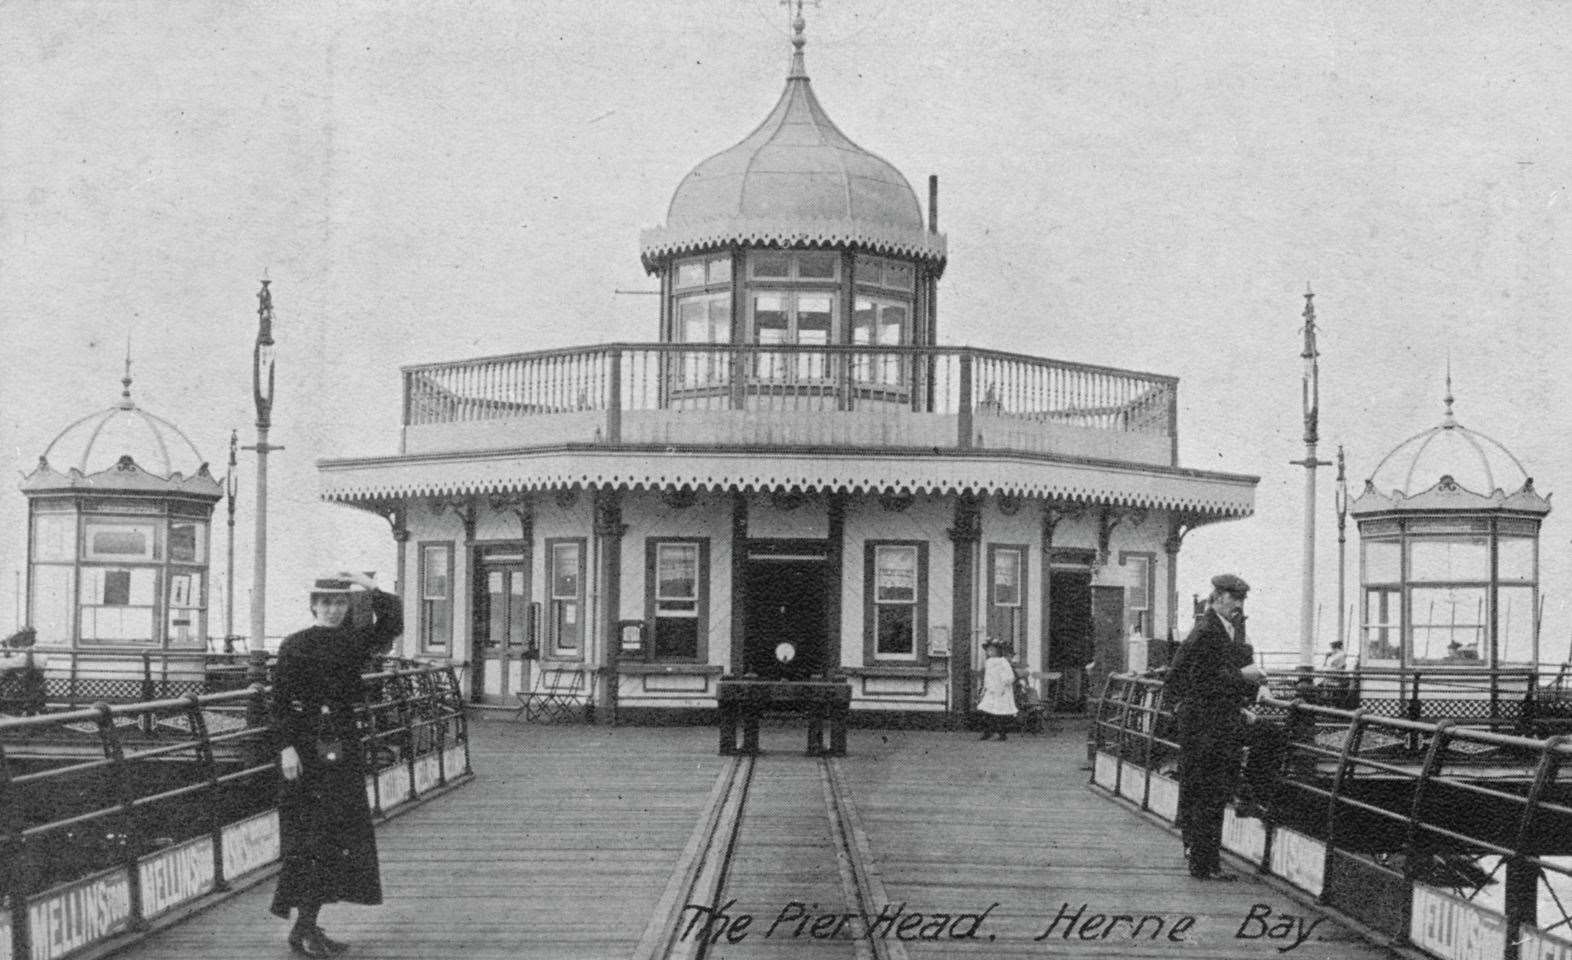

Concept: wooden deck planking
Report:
left=841, top=723, right=1394, bottom=958
left=103, top=720, right=1399, bottom=959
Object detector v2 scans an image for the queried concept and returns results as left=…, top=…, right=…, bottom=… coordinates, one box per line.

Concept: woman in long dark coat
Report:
left=270, top=572, right=402, bottom=957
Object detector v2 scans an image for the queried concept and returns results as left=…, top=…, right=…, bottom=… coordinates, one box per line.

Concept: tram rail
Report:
left=635, top=750, right=905, bottom=960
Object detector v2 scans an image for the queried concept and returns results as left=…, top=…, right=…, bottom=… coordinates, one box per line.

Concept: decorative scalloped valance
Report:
left=1349, top=474, right=1551, bottom=517
left=319, top=447, right=1254, bottom=519
left=21, top=454, right=222, bottom=499
left=639, top=219, right=947, bottom=275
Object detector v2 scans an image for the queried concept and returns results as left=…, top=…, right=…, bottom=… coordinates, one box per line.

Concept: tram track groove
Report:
left=633, top=754, right=755, bottom=960
left=820, top=756, right=907, bottom=960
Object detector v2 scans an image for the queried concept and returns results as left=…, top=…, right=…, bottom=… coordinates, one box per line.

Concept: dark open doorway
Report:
left=743, top=543, right=828, bottom=680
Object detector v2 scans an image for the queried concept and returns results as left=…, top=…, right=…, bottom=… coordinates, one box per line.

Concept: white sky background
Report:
left=1, top=0, right=1569, bottom=658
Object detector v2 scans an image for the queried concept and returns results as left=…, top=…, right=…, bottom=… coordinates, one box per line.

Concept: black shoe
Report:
left=288, top=929, right=333, bottom=958
left=313, top=927, right=349, bottom=955
left=978, top=733, right=994, bottom=740
left=997, top=733, right=1008, bottom=741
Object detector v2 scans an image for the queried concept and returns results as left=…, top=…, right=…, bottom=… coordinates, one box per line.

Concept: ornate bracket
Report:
left=593, top=489, right=627, bottom=540
left=948, top=493, right=982, bottom=544
left=489, top=492, right=534, bottom=541
left=1040, top=500, right=1085, bottom=547
left=878, top=489, right=915, bottom=513
left=372, top=503, right=409, bottom=544
left=431, top=497, right=476, bottom=543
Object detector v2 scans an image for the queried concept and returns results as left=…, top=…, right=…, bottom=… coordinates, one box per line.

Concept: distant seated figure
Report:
left=1321, top=640, right=1347, bottom=673
left=1446, top=640, right=1481, bottom=661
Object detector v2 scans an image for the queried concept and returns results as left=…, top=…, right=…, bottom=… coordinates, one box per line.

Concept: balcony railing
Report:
left=401, top=343, right=1179, bottom=463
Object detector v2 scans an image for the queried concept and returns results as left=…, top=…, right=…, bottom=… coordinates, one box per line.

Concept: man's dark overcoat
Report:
left=269, top=589, right=402, bottom=917
left=1165, top=608, right=1259, bottom=871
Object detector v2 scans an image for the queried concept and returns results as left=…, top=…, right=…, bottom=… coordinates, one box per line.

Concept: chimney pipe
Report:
left=928, top=175, right=939, bottom=232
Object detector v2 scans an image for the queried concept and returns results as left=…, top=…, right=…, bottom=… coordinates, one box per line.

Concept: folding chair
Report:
left=514, top=667, right=585, bottom=722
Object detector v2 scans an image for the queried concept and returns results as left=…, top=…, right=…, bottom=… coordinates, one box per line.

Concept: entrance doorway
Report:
left=1048, top=570, right=1092, bottom=709
left=743, top=543, right=829, bottom=680
left=472, top=547, right=530, bottom=704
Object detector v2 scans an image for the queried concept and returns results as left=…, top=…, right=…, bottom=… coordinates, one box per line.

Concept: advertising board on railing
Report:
left=1268, top=827, right=1326, bottom=898
left=414, top=753, right=440, bottom=795
left=26, top=867, right=133, bottom=960
left=1093, top=751, right=1118, bottom=790
left=1521, top=925, right=1572, bottom=960
left=1221, top=807, right=1266, bottom=864
left=442, top=744, right=466, bottom=780
left=137, top=836, right=216, bottom=920
left=1146, top=773, right=1179, bottom=821
left=376, top=764, right=411, bottom=812
left=2, top=898, right=11, bottom=960
left=1409, top=883, right=1506, bottom=960
left=1117, top=762, right=1145, bottom=802
left=221, top=810, right=280, bottom=880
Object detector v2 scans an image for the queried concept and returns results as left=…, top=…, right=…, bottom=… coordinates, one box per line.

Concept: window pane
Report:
left=676, top=260, right=706, bottom=288
left=653, top=618, right=698, bottom=659
left=167, top=572, right=203, bottom=643
left=422, top=547, right=450, bottom=599
left=552, top=543, right=580, bottom=598
left=1499, top=538, right=1535, bottom=582
left=487, top=571, right=506, bottom=647
left=876, top=606, right=915, bottom=655
left=1408, top=538, right=1488, bottom=582
left=753, top=294, right=788, bottom=339
left=854, top=254, right=881, bottom=284
left=708, top=256, right=732, bottom=284
left=32, top=514, right=75, bottom=562
left=554, top=601, right=580, bottom=649
left=992, top=549, right=1020, bottom=606
left=883, top=260, right=914, bottom=291
left=852, top=299, right=875, bottom=343
left=85, top=522, right=155, bottom=560
left=1363, top=587, right=1401, bottom=662
left=875, top=546, right=917, bottom=602
left=657, top=544, right=699, bottom=600
left=797, top=251, right=836, bottom=279
left=878, top=303, right=907, bottom=345
left=1497, top=585, right=1536, bottom=663
left=1125, top=556, right=1150, bottom=610
left=30, top=565, right=73, bottom=645
left=1363, top=540, right=1401, bottom=584
left=751, top=251, right=789, bottom=278
left=1409, top=585, right=1486, bottom=662
left=797, top=294, right=833, bottom=340
left=678, top=298, right=710, bottom=342
left=169, top=522, right=205, bottom=563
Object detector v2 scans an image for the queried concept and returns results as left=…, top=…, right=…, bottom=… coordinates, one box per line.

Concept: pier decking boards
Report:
left=105, top=722, right=1396, bottom=959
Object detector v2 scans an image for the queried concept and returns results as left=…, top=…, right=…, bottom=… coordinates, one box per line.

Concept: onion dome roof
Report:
left=20, top=363, right=221, bottom=500
left=639, top=11, right=946, bottom=274
left=1350, top=384, right=1549, bottom=517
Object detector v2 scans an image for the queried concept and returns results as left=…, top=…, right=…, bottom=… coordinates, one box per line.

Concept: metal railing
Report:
left=1089, top=673, right=1572, bottom=960
left=402, top=342, right=1178, bottom=454
left=0, top=660, right=471, bottom=960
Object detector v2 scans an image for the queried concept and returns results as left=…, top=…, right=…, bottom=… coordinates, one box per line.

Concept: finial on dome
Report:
left=786, top=0, right=809, bottom=79
left=119, top=337, right=135, bottom=410
left=1443, top=355, right=1455, bottom=427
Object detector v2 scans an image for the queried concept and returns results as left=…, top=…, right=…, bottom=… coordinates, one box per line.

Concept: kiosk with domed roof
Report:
left=20, top=362, right=222, bottom=651
left=316, top=13, right=1258, bottom=722
left=1350, top=379, right=1550, bottom=669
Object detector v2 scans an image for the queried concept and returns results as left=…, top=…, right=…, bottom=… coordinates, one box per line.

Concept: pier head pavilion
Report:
left=317, top=17, right=1258, bottom=722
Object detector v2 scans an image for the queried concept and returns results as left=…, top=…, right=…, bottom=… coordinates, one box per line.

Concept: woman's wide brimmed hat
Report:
left=309, top=574, right=355, bottom=596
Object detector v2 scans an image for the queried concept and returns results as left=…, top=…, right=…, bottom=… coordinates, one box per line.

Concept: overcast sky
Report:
left=3, top=0, right=1569, bottom=658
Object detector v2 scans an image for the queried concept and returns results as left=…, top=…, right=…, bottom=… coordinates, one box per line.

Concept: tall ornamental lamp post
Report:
left=1334, top=444, right=1348, bottom=654
left=244, top=278, right=281, bottom=673
left=224, top=428, right=238, bottom=653
left=1290, top=286, right=1331, bottom=686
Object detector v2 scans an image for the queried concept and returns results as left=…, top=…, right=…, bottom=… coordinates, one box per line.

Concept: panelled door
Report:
left=473, top=548, right=530, bottom=704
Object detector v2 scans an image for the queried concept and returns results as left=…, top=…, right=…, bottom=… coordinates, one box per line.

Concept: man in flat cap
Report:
left=1166, top=574, right=1267, bottom=880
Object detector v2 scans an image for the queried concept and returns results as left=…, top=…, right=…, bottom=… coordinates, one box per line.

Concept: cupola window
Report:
left=853, top=255, right=915, bottom=387
left=746, top=250, right=841, bottom=382
left=671, top=254, right=733, bottom=387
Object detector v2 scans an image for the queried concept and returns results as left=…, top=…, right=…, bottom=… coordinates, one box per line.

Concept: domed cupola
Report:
left=637, top=8, right=946, bottom=366
left=1349, top=373, right=1549, bottom=669
left=19, top=358, right=222, bottom=650
left=1352, top=379, right=1549, bottom=515
left=640, top=10, right=946, bottom=274
left=25, top=362, right=217, bottom=495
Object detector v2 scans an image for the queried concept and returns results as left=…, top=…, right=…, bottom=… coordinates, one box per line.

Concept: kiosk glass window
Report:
left=84, top=521, right=157, bottom=561
left=79, top=567, right=156, bottom=642
left=1498, top=538, right=1536, bottom=582
left=30, top=565, right=74, bottom=644
left=1408, top=538, right=1488, bottom=583
left=1409, top=585, right=1486, bottom=663
left=166, top=572, right=204, bottom=644
left=1498, top=585, right=1536, bottom=664
left=1363, top=540, right=1401, bottom=585
left=1363, top=587, right=1402, bottom=662
left=32, top=513, right=75, bottom=562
